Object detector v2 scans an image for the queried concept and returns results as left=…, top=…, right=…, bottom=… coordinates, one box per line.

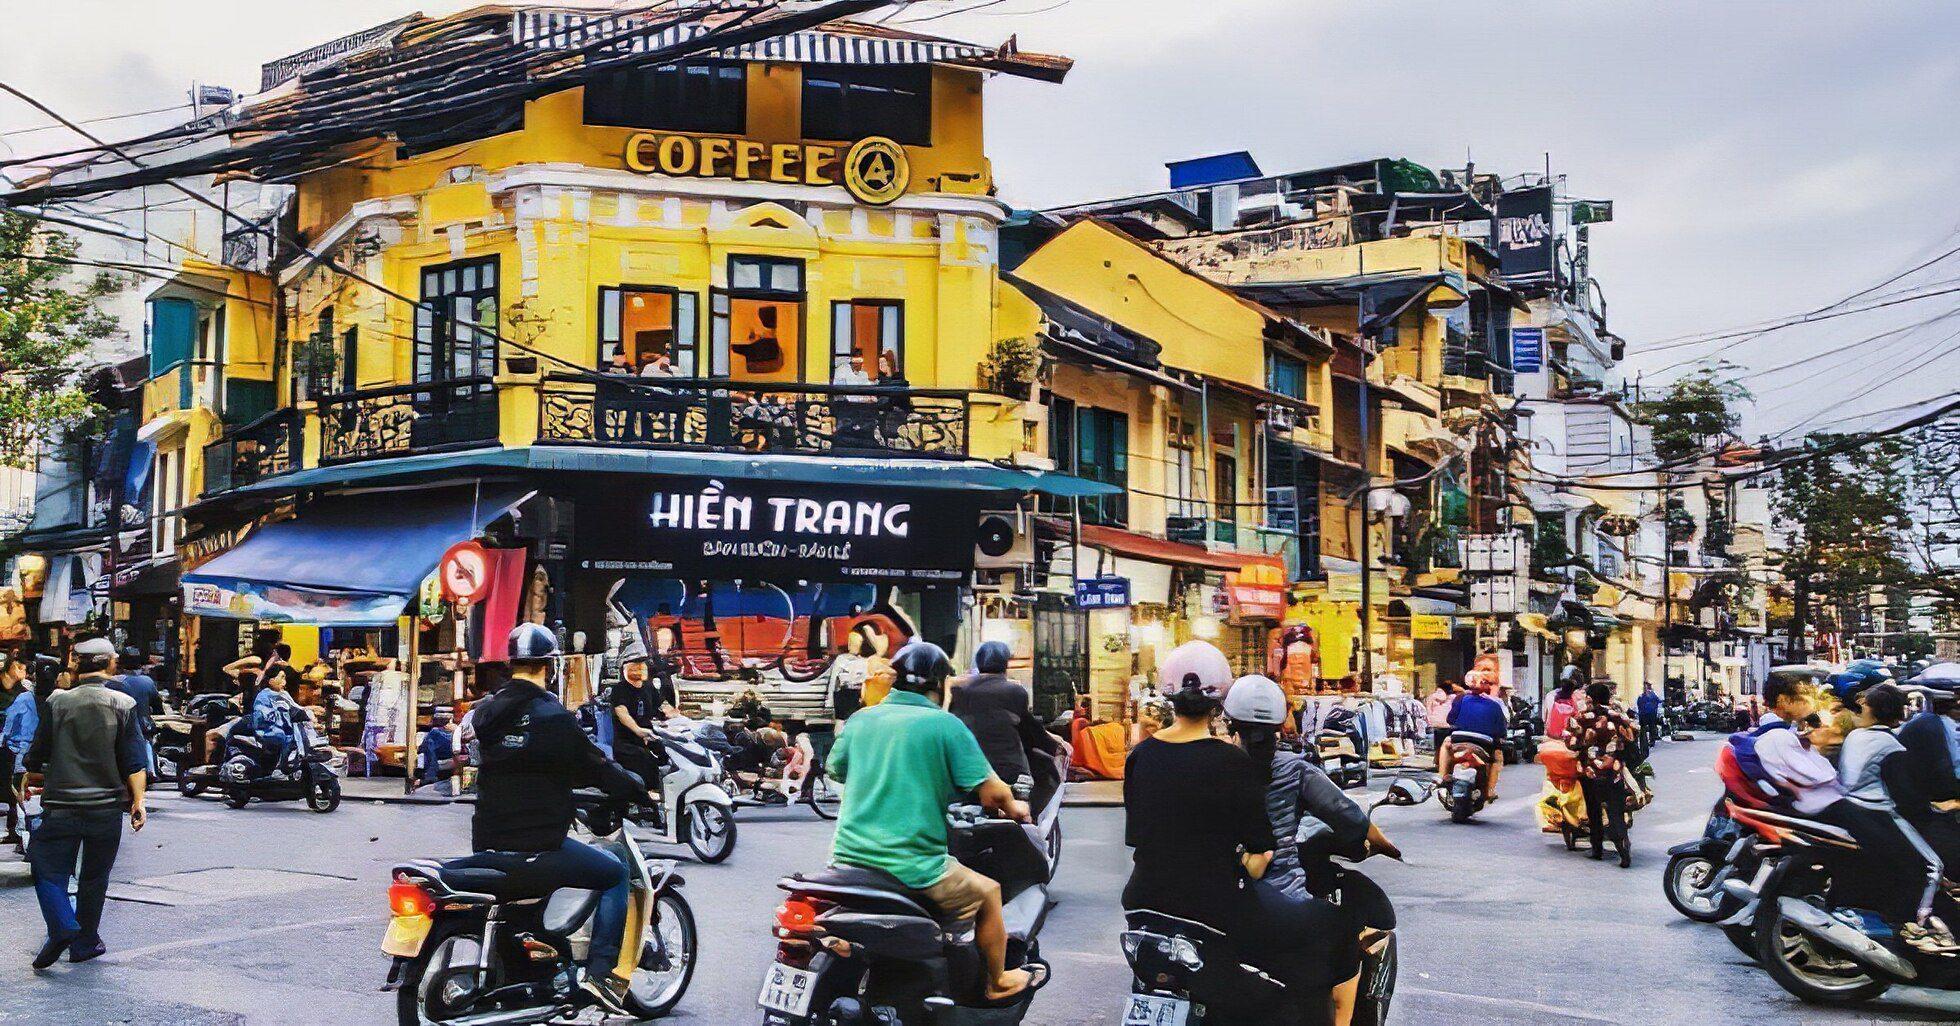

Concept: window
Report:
left=712, top=256, right=804, bottom=382
left=341, top=326, right=359, bottom=393
left=585, top=61, right=746, bottom=134
left=829, top=301, right=902, bottom=383
left=415, top=258, right=500, bottom=382
left=151, top=446, right=183, bottom=556
left=298, top=308, right=332, bottom=401
left=1214, top=452, right=1238, bottom=527
left=600, top=286, right=699, bottom=376
left=802, top=64, right=931, bottom=146
left=1075, top=407, right=1129, bottom=527
left=1168, top=411, right=1200, bottom=518
left=1266, top=353, right=1307, bottom=400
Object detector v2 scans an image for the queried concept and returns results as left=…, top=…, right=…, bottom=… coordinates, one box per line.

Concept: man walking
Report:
left=23, top=637, right=146, bottom=968
left=1637, top=682, right=1664, bottom=751
left=109, top=647, right=162, bottom=776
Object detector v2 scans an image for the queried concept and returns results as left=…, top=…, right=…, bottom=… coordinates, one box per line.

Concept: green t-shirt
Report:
left=827, top=689, right=995, bottom=888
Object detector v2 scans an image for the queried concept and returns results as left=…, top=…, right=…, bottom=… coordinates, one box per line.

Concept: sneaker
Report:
left=1900, top=919, right=1960, bottom=955
left=580, top=972, right=633, bottom=1016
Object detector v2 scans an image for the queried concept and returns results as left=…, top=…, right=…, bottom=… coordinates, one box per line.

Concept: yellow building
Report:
left=73, top=6, right=1089, bottom=724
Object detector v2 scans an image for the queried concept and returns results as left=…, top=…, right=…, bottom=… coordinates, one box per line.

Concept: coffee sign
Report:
left=581, top=477, right=985, bottom=582
left=623, top=133, right=910, bottom=206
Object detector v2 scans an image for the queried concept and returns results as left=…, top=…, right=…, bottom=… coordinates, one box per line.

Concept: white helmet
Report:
left=1160, top=641, right=1233, bottom=697
left=1223, top=674, right=1288, bottom=727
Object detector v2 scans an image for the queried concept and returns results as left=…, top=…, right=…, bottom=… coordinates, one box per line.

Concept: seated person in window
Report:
left=640, top=351, right=679, bottom=379
left=605, top=348, right=634, bottom=375
left=877, top=350, right=899, bottom=383
left=731, top=305, right=785, bottom=374
left=835, top=352, right=874, bottom=388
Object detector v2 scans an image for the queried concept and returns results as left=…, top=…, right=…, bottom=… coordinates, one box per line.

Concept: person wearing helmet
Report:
left=454, top=623, right=650, bottom=1015
left=826, top=641, right=1044, bottom=1003
left=1446, top=676, right=1509, bottom=801
left=1122, top=643, right=1280, bottom=957
left=605, top=636, right=673, bottom=810
left=950, top=640, right=1062, bottom=812
left=1224, top=674, right=1383, bottom=1022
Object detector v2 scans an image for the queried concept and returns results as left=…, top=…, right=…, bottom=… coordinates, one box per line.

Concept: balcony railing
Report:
left=202, top=408, right=302, bottom=495
left=319, top=377, right=500, bottom=465
left=536, top=376, right=968, bottom=458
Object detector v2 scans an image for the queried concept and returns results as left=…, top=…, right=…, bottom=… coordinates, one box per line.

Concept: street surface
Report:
left=4, top=738, right=1959, bottom=1025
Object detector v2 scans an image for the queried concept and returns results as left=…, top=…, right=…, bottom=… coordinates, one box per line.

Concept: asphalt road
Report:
left=4, top=738, right=1960, bottom=1025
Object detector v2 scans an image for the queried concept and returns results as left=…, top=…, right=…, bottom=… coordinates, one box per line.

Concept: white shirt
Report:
left=1838, top=725, right=1905, bottom=809
left=1755, top=713, right=1845, bottom=815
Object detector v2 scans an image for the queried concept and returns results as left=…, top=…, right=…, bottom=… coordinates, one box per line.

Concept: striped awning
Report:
left=514, top=10, right=994, bottom=65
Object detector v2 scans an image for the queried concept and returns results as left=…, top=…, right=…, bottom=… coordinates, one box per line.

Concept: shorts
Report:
left=921, top=857, right=999, bottom=924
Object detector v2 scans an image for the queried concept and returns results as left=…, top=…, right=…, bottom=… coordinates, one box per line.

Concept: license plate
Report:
left=758, top=963, right=818, bottom=1016
left=381, top=914, right=432, bottom=958
left=1453, top=765, right=1479, bottom=781
left=1124, top=993, right=1191, bottom=1026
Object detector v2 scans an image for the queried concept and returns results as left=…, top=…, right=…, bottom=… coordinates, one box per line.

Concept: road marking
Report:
left=1399, top=986, right=1625, bottom=1023
left=98, top=912, right=374, bottom=964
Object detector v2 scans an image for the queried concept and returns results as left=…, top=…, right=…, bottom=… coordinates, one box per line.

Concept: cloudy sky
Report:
left=3, top=0, right=1956, bottom=436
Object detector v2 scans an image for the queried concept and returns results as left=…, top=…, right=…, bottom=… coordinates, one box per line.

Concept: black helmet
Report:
left=974, top=640, right=1011, bottom=675
left=890, top=641, right=955, bottom=694
left=508, top=623, right=561, bottom=663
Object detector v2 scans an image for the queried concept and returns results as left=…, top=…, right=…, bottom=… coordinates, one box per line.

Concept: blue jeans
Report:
left=28, top=807, right=125, bottom=948
left=450, top=839, right=630, bottom=977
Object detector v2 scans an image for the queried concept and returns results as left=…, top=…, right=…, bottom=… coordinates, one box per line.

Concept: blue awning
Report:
left=216, top=445, right=1120, bottom=499
left=182, top=485, right=532, bottom=626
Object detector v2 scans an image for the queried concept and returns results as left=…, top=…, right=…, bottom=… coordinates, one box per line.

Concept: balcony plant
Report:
left=979, top=335, right=1039, bottom=402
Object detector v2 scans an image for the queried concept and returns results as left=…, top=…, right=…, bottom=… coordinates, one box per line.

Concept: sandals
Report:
left=979, top=960, right=1051, bottom=1007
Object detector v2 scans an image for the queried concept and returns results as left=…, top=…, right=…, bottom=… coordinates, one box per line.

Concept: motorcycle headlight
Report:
left=1167, top=936, right=1203, bottom=970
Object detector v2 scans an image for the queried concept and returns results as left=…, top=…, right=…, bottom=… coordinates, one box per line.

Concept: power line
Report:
left=0, top=102, right=192, bottom=139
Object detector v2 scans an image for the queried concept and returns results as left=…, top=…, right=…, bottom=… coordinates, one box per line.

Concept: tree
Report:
left=0, top=211, right=125, bottom=468
left=1771, top=432, right=1914, bottom=660
left=1634, top=367, right=1751, bottom=465
left=1900, top=416, right=1960, bottom=603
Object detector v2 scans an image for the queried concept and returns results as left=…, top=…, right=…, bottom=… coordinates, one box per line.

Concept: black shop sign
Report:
left=578, top=477, right=986, bottom=582
left=1495, top=186, right=1556, bottom=278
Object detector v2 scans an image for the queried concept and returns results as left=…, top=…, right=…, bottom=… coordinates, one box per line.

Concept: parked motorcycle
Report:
left=1503, top=700, right=1541, bottom=766
left=1738, top=802, right=1960, bottom=1006
left=761, top=770, right=1059, bottom=1025
left=629, top=726, right=738, bottom=863
left=725, top=731, right=841, bottom=821
left=1119, top=776, right=1432, bottom=1026
left=1309, top=707, right=1369, bottom=790
left=164, top=693, right=241, bottom=796
left=1437, top=730, right=1496, bottom=823
left=383, top=791, right=697, bottom=1025
left=184, top=705, right=342, bottom=812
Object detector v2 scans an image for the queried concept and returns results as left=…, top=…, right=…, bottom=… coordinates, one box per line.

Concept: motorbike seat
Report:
left=1001, top=884, right=1047, bottom=943
left=787, top=866, right=936, bottom=919
left=1450, top=731, right=1496, bottom=748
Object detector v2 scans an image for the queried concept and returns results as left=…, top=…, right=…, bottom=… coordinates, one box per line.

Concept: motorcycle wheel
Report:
left=1449, top=783, right=1474, bottom=823
left=1753, top=884, right=1891, bottom=1005
left=396, top=920, right=486, bottom=1026
left=624, top=890, right=698, bottom=1018
left=684, top=801, right=737, bottom=864
left=1663, top=853, right=1727, bottom=923
left=1046, top=817, right=1063, bottom=879
left=1561, top=825, right=1578, bottom=852
left=307, top=777, right=341, bottom=814
left=223, top=785, right=251, bottom=809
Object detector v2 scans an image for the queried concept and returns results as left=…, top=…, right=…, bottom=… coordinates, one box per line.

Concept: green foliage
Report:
left=0, top=212, right=125, bottom=468
left=1773, top=433, right=1914, bottom=648
left=1634, top=367, right=1751, bottom=465
left=978, top=335, right=1040, bottom=400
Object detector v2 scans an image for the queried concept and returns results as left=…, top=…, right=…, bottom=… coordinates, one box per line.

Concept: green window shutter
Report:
left=149, top=298, right=197, bottom=379
left=223, top=379, right=276, bottom=427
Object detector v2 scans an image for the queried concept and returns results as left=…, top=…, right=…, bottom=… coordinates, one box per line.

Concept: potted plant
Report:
left=978, top=335, right=1039, bottom=402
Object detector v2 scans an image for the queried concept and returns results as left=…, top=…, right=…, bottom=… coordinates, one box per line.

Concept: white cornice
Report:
left=281, top=195, right=417, bottom=286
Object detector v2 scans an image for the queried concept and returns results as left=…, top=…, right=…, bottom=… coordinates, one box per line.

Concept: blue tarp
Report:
left=181, top=485, right=531, bottom=626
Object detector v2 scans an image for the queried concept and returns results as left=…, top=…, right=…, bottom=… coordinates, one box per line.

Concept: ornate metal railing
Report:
left=202, top=408, right=302, bottom=494
left=536, top=376, right=969, bottom=457
left=318, top=377, right=500, bottom=465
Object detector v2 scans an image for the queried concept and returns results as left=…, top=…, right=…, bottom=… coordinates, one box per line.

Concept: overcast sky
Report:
left=3, top=0, right=1956, bottom=437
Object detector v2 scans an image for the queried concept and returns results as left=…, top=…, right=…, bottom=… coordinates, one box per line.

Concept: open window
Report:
left=829, top=300, right=902, bottom=383
left=600, top=286, right=699, bottom=377
left=712, top=257, right=803, bottom=382
left=584, top=61, right=746, bottom=134
left=801, top=64, right=931, bottom=146
left=415, top=257, right=499, bottom=382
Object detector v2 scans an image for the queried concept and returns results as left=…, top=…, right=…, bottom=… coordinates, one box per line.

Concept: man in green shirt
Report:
left=827, top=641, right=1034, bottom=1002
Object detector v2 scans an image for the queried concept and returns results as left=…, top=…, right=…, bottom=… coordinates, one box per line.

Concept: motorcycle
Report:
left=1738, top=802, right=1960, bottom=1006
left=1309, top=707, right=1369, bottom=790
left=1503, top=700, right=1541, bottom=766
left=629, top=726, right=738, bottom=864
left=164, top=693, right=242, bottom=796
left=1437, top=731, right=1496, bottom=823
left=725, top=730, right=841, bottom=822
left=184, top=705, right=342, bottom=812
left=1119, top=777, right=1433, bottom=1026
left=383, top=791, right=697, bottom=1025
left=761, top=771, right=1058, bottom=1025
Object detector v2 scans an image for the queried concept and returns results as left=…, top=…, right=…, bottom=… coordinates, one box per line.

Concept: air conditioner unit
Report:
left=974, top=510, right=1033, bottom=569
left=1263, top=404, right=1297, bottom=432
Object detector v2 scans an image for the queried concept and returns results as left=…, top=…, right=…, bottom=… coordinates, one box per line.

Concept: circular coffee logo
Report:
left=843, top=136, right=909, bottom=206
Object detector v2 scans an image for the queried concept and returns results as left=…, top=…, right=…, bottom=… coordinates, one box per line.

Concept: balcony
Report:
left=202, top=408, right=302, bottom=495
left=535, top=376, right=969, bottom=458
left=319, top=377, right=501, bottom=465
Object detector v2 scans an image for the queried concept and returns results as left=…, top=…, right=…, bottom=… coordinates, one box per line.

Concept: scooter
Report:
left=1739, top=802, right=1960, bottom=1006
left=629, top=726, right=738, bottom=864
left=1437, top=730, right=1496, bottom=823
left=762, top=780, right=1056, bottom=1025
left=726, top=731, right=841, bottom=822
left=1503, top=700, right=1541, bottom=765
left=383, top=791, right=698, bottom=1025
left=186, top=706, right=343, bottom=813
left=1119, top=777, right=1432, bottom=1026
left=1311, top=707, right=1369, bottom=790
left=164, top=693, right=240, bottom=796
